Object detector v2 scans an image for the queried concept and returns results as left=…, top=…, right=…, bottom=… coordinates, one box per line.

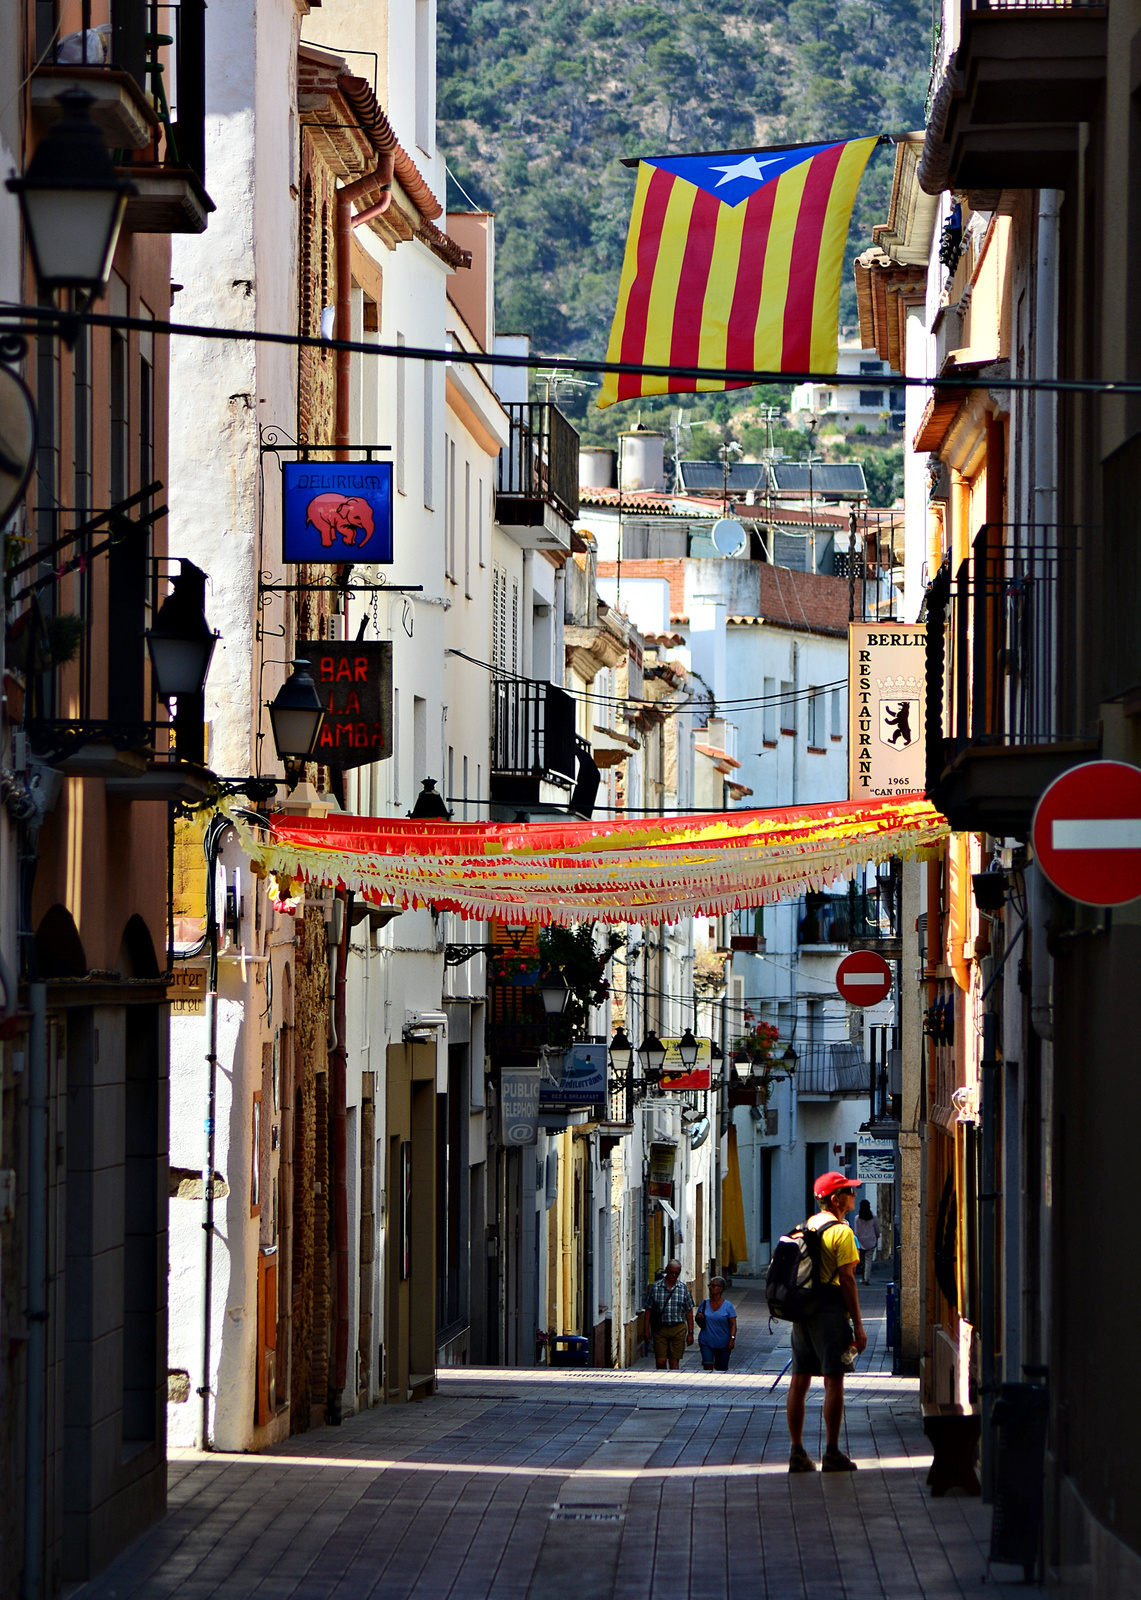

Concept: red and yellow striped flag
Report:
left=597, top=138, right=879, bottom=408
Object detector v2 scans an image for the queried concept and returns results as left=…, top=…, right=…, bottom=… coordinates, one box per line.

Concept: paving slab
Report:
left=70, top=1282, right=1032, bottom=1600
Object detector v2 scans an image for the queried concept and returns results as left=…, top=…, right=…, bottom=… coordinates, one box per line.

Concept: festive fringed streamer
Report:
left=232, top=795, right=948, bottom=927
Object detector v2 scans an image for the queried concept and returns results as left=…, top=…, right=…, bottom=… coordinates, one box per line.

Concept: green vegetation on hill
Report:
left=438, top=0, right=932, bottom=493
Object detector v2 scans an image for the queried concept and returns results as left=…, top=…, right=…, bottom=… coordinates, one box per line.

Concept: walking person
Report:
left=696, top=1277, right=737, bottom=1371
left=643, top=1258, right=695, bottom=1370
left=786, top=1172, right=868, bottom=1473
left=852, top=1198, right=880, bottom=1285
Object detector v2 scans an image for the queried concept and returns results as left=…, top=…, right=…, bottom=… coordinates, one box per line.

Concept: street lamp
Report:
left=146, top=562, right=218, bottom=702
left=6, top=89, right=136, bottom=300
left=677, top=1027, right=699, bottom=1070
left=408, top=777, right=451, bottom=820
left=267, top=658, right=325, bottom=785
left=781, top=1043, right=798, bottom=1072
left=609, top=1026, right=633, bottom=1078
left=638, top=1029, right=666, bottom=1077
left=539, top=969, right=569, bottom=1018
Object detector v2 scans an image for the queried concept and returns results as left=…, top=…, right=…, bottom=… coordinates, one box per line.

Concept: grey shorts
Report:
left=790, top=1296, right=853, bottom=1377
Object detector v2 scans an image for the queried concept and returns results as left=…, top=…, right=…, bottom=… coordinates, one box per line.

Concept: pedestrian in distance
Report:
left=786, top=1171, right=868, bottom=1473
left=852, top=1197, right=881, bottom=1285
left=643, top=1258, right=695, bottom=1370
left=695, top=1277, right=737, bottom=1371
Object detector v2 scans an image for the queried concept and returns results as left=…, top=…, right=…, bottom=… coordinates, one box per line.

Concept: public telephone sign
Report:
left=298, top=641, right=392, bottom=770
left=659, top=1036, right=712, bottom=1091
left=1031, top=760, right=1141, bottom=906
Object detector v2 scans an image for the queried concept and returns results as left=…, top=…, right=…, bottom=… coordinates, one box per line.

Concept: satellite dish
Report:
left=710, top=517, right=747, bottom=557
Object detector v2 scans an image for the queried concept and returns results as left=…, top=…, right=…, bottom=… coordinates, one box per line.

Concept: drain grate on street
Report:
left=550, top=1503, right=625, bottom=1523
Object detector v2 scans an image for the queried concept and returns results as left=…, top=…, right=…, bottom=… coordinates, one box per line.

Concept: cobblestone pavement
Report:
left=75, top=1279, right=1030, bottom=1600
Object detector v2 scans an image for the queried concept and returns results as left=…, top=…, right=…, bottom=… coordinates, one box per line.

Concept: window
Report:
left=806, top=998, right=823, bottom=1042
left=464, top=461, right=471, bottom=598
left=762, top=677, right=777, bottom=744
left=806, top=688, right=820, bottom=749
left=780, top=681, right=795, bottom=736
left=448, top=439, right=456, bottom=579
left=831, top=687, right=843, bottom=741
left=395, top=332, right=406, bottom=494
left=478, top=483, right=486, bottom=567
left=492, top=565, right=508, bottom=671
left=414, top=0, right=435, bottom=156
left=73, top=324, right=92, bottom=517
left=139, top=307, right=154, bottom=513
left=423, top=365, right=434, bottom=508
left=35, top=305, right=59, bottom=551
left=859, top=389, right=884, bottom=407
left=859, top=359, right=884, bottom=374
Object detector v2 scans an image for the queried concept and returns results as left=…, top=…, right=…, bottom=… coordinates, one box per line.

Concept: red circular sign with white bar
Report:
left=1031, top=760, right=1141, bottom=907
left=835, top=950, right=893, bottom=1006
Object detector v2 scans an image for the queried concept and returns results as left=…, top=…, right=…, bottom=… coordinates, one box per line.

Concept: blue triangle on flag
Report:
left=643, top=143, right=844, bottom=208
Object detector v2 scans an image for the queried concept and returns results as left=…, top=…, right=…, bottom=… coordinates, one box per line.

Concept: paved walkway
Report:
left=75, top=1280, right=1031, bottom=1600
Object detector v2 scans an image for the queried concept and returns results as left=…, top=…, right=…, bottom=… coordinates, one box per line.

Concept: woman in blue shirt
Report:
left=696, top=1277, right=738, bottom=1371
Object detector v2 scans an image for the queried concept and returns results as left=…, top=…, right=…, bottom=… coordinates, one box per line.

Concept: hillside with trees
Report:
left=438, top=0, right=933, bottom=495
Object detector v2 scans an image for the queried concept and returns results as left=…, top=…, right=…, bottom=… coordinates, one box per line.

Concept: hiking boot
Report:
left=821, top=1447, right=858, bottom=1472
left=788, top=1444, right=816, bottom=1473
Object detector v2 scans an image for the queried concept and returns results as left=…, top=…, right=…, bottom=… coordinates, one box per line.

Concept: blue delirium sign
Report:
left=282, top=460, right=393, bottom=563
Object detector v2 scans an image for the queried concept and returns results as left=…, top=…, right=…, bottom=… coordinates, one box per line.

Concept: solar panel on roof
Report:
left=769, top=463, right=867, bottom=497
left=675, top=460, right=770, bottom=495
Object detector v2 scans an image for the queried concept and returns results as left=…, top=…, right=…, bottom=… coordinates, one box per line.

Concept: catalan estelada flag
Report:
left=597, top=138, right=880, bottom=408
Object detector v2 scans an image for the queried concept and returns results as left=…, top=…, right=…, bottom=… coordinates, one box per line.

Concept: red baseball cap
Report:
left=813, top=1170, right=861, bottom=1198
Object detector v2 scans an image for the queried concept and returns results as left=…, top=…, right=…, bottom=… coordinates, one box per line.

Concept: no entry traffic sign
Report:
left=835, top=950, right=893, bottom=1006
left=1032, top=760, right=1141, bottom=906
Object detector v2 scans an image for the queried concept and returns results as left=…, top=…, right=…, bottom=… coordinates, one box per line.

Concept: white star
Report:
left=709, top=154, right=781, bottom=188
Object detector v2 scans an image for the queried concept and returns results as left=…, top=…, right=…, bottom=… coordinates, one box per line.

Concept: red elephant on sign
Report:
left=305, top=493, right=376, bottom=549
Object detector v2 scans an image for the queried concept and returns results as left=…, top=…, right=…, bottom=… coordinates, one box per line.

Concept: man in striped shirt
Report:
left=643, top=1259, right=695, bottom=1369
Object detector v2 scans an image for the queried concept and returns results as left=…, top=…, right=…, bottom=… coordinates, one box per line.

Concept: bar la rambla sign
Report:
left=282, top=460, right=393, bottom=563
left=298, top=641, right=392, bottom=770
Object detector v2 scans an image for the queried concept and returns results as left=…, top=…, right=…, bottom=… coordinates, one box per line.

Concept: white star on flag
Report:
left=709, top=154, right=781, bottom=187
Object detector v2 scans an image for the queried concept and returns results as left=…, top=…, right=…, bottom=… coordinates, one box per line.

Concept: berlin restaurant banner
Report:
left=298, top=640, right=392, bottom=770
left=500, top=1068, right=541, bottom=1146
left=539, top=1043, right=608, bottom=1107
left=282, top=460, right=394, bottom=563
left=848, top=622, right=926, bottom=798
left=659, top=1035, right=712, bottom=1091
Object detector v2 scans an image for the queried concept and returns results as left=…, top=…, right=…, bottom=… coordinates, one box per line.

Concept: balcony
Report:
left=932, top=0, right=1106, bottom=192
left=495, top=404, right=580, bottom=552
left=794, top=1044, right=869, bottom=1100
left=490, top=676, right=601, bottom=815
left=926, top=526, right=1098, bottom=834
left=32, top=0, right=211, bottom=232
left=797, top=877, right=900, bottom=957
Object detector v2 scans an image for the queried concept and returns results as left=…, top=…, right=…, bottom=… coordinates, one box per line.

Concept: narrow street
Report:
left=75, top=1284, right=1023, bottom=1600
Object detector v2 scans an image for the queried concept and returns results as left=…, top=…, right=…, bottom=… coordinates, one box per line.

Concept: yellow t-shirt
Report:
left=808, top=1211, right=860, bottom=1286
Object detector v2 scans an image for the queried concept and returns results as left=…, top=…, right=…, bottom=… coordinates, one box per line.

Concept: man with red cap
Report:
left=786, top=1170, right=868, bottom=1473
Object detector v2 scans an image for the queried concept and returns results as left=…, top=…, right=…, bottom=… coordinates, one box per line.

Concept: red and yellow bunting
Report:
left=234, top=794, right=948, bottom=927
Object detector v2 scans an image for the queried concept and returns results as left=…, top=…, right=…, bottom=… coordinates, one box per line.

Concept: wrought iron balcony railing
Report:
left=797, top=886, right=898, bottom=948
left=496, top=404, right=580, bottom=527
left=925, top=526, right=1095, bottom=782
left=492, top=677, right=577, bottom=786
left=794, top=1043, right=869, bottom=1098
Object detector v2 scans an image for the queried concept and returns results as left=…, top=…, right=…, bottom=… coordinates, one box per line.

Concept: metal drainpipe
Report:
left=22, top=982, right=47, bottom=1600
left=330, top=891, right=351, bottom=1417
left=335, top=156, right=393, bottom=459
left=198, top=822, right=222, bottom=1451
